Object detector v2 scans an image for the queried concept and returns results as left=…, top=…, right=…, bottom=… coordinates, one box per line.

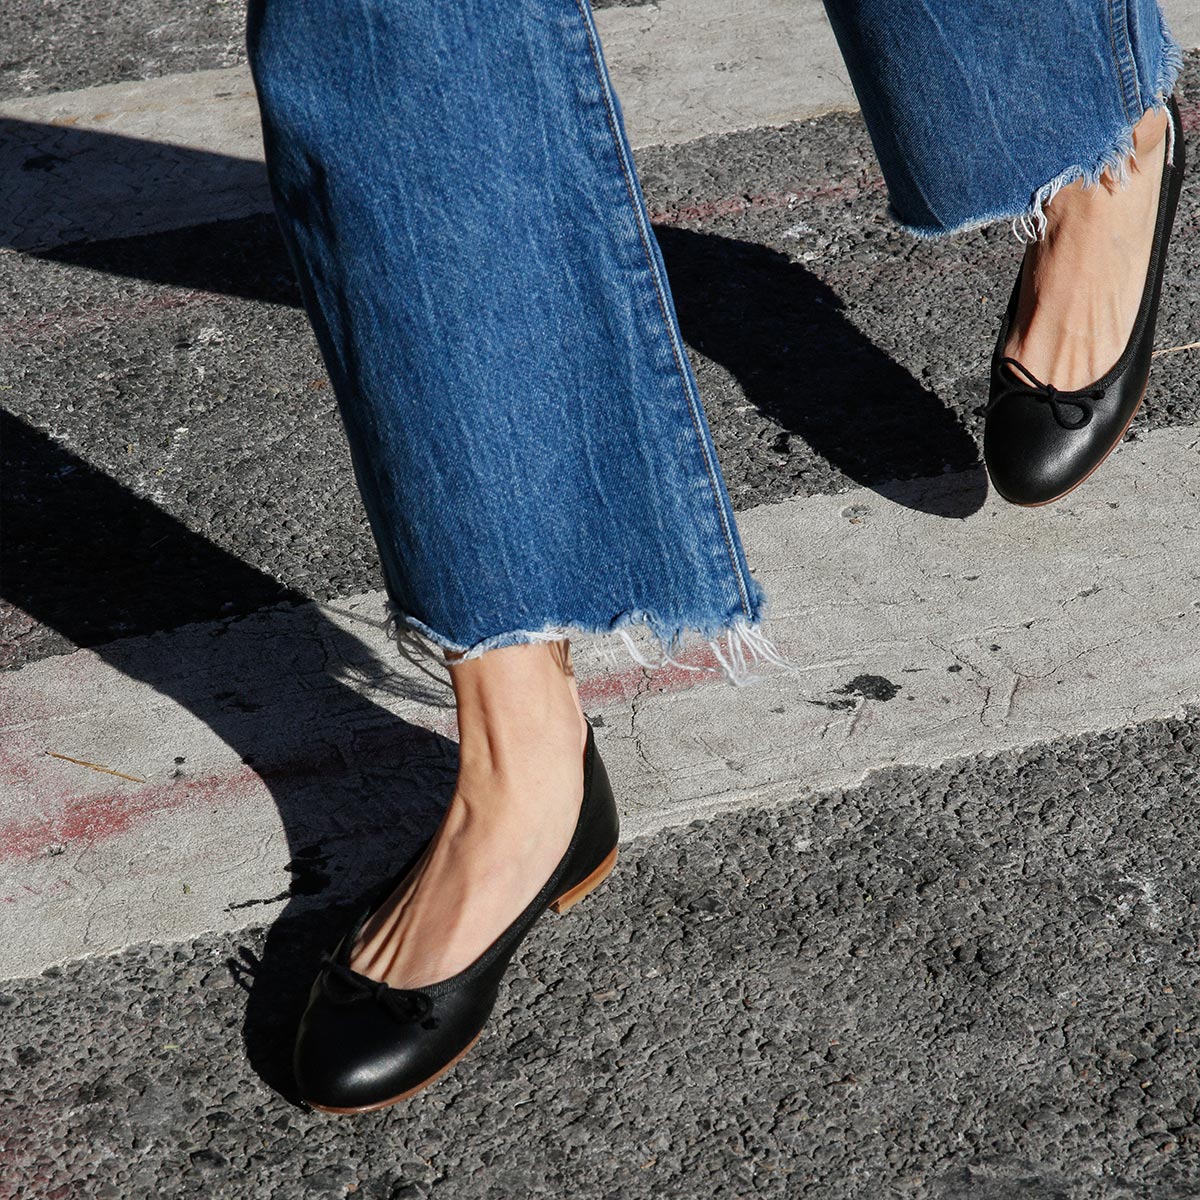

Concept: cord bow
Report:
left=992, top=357, right=1099, bottom=430
left=321, top=954, right=434, bottom=1025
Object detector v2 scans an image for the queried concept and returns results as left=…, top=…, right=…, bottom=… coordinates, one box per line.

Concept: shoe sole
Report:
left=549, top=845, right=619, bottom=914
left=307, top=844, right=619, bottom=1114
left=999, top=378, right=1148, bottom=508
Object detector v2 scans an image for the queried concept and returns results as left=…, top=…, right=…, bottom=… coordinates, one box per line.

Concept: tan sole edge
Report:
left=549, top=846, right=619, bottom=915
left=1000, top=381, right=1148, bottom=509
left=307, top=1031, right=484, bottom=1115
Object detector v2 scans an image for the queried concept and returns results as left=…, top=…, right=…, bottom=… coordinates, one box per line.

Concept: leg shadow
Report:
left=2, top=411, right=455, bottom=1101
left=654, top=225, right=988, bottom=518
left=3, top=106, right=989, bottom=519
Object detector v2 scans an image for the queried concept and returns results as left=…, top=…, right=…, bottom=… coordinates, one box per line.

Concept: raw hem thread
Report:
left=893, top=36, right=1183, bottom=245
left=383, top=605, right=793, bottom=689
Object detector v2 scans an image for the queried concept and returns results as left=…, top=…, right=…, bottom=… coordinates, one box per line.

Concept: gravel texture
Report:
left=3, top=57, right=1197, bottom=668
left=2, top=712, right=1199, bottom=1198
left=0, top=0, right=644, bottom=101
left=0, top=0, right=248, bottom=100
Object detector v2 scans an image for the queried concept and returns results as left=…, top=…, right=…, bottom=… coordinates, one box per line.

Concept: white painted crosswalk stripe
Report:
left=3, top=425, right=1198, bottom=979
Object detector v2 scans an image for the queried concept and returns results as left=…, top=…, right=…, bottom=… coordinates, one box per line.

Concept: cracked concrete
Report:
left=4, top=423, right=1200, bottom=978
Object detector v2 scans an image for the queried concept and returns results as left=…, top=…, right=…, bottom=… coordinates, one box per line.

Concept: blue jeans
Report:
left=822, top=0, right=1182, bottom=238
left=246, top=0, right=1181, bottom=667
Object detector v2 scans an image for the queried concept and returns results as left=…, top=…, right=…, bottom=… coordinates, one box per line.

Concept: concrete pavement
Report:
left=5, top=426, right=1200, bottom=978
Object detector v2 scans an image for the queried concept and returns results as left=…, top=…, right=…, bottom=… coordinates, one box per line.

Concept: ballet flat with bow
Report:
left=292, top=722, right=619, bottom=1113
left=984, top=95, right=1184, bottom=507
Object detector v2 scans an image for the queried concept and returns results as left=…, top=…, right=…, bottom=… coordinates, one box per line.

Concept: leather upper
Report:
left=984, top=97, right=1184, bottom=507
left=292, top=724, right=619, bottom=1110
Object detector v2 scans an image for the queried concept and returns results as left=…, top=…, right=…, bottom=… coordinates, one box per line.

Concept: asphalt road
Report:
left=2, top=7, right=1199, bottom=1198
left=3, top=712, right=1200, bottom=1199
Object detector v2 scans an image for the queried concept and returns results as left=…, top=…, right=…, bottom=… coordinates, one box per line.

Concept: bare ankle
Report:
left=1131, top=104, right=1170, bottom=157
left=450, top=640, right=587, bottom=776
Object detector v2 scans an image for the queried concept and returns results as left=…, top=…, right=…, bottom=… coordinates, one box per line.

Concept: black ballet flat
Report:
left=984, top=95, right=1185, bottom=507
left=292, top=722, right=620, bottom=1113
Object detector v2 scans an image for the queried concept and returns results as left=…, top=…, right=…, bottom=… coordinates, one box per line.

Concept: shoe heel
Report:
left=549, top=846, right=618, bottom=915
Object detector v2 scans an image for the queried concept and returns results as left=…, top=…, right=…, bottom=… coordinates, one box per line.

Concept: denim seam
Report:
left=1107, top=0, right=1141, bottom=123
left=570, top=0, right=754, bottom=623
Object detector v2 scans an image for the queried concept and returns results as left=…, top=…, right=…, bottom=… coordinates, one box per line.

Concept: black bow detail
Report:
left=991, top=357, right=1100, bottom=430
left=321, top=955, right=435, bottom=1026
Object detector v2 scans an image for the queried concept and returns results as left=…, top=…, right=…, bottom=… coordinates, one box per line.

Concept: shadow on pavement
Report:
left=4, top=120, right=992, bottom=1102
left=655, top=226, right=988, bottom=518
left=3, top=114, right=988, bottom=516
left=1, top=412, right=455, bottom=1103
left=1, top=117, right=272, bottom=255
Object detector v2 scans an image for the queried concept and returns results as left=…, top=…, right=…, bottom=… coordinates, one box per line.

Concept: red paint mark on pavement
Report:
left=0, top=643, right=774, bottom=864
left=0, top=763, right=261, bottom=863
left=578, top=643, right=725, bottom=708
left=0, top=742, right=391, bottom=864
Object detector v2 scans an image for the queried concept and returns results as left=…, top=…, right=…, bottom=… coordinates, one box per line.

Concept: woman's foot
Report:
left=349, top=640, right=589, bottom=990
left=984, top=97, right=1184, bottom=507
left=1003, top=104, right=1170, bottom=389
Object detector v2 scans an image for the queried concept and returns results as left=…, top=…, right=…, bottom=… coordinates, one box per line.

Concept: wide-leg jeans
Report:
left=246, top=0, right=1181, bottom=666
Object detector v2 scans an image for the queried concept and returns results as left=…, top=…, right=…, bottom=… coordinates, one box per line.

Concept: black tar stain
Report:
left=809, top=673, right=902, bottom=709
left=836, top=674, right=901, bottom=702
left=225, top=844, right=331, bottom=912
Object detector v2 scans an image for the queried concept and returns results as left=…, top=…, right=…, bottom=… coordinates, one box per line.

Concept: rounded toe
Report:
left=293, top=996, right=426, bottom=1111
left=292, top=972, right=497, bottom=1112
left=983, top=398, right=1077, bottom=506
left=983, top=450, right=1065, bottom=507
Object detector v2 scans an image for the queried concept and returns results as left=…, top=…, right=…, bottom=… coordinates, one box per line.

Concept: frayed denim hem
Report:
left=892, top=33, right=1183, bottom=245
left=382, top=605, right=793, bottom=689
